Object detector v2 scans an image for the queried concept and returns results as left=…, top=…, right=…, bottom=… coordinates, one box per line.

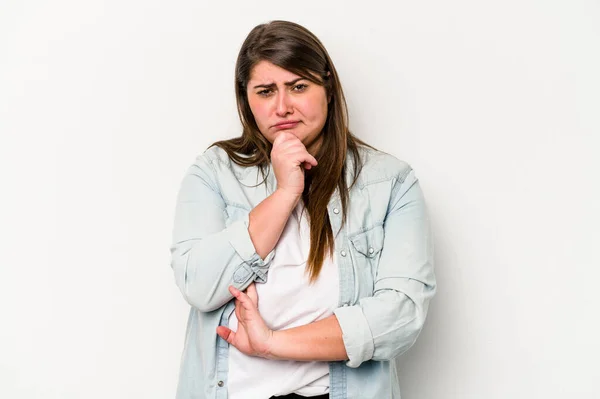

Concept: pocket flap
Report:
left=350, top=225, right=384, bottom=257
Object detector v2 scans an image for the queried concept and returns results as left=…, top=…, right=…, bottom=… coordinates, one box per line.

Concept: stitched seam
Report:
left=347, top=222, right=384, bottom=238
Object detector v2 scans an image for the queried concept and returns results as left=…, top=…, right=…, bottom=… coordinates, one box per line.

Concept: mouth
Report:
left=273, top=120, right=300, bottom=130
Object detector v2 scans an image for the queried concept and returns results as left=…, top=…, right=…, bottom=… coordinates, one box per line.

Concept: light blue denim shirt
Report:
left=170, top=144, right=436, bottom=399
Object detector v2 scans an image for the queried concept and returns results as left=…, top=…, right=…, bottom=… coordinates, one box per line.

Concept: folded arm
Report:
left=170, top=157, right=298, bottom=312
left=266, top=168, right=436, bottom=366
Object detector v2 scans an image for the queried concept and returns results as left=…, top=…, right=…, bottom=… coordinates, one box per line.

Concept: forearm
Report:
left=171, top=218, right=276, bottom=312
left=171, top=164, right=291, bottom=312
left=249, top=188, right=300, bottom=259
left=267, top=314, right=348, bottom=362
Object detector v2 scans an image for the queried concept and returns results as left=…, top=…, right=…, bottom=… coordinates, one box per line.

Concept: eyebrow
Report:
left=252, top=77, right=305, bottom=89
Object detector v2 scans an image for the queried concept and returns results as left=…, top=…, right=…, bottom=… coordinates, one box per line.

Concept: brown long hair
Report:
left=211, top=20, right=373, bottom=282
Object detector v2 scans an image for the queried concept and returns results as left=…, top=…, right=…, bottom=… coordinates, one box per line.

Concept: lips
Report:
left=273, top=121, right=300, bottom=130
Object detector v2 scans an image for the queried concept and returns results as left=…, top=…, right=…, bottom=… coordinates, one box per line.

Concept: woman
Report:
left=170, top=20, right=436, bottom=399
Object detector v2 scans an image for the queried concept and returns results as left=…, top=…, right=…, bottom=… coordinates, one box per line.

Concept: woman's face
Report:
left=246, top=60, right=329, bottom=155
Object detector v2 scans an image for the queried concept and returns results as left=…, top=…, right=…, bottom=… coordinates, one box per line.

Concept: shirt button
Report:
left=340, top=250, right=347, bottom=257
left=333, top=208, right=340, bottom=214
left=217, top=381, right=224, bottom=387
left=368, top=247, right=375, bottom=254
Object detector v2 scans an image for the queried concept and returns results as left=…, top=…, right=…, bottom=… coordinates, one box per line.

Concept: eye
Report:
left=257, top=89, right=273, bottom=97
left=293, top=83, right=308, bottom=92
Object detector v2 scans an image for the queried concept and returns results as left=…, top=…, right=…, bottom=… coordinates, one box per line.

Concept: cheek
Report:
left=248, top=101, right=269, bottom=127
left=301, top=94, right=328, bottom=123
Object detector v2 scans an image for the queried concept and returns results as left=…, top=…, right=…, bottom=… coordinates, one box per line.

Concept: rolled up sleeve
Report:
left=334, top=168, right=436, bottom=368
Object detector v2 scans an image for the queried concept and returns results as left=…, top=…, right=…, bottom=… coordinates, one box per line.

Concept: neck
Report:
left=305, top=134, right=324, bottom=157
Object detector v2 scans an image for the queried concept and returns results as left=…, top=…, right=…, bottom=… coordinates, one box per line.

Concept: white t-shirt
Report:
left=227, top=202, right=340, bottom=399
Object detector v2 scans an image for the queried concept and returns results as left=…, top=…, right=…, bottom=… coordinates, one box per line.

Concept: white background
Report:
left=1, top=0, right=599, bottom=398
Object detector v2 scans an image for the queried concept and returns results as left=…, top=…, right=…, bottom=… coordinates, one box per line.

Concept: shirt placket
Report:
left=327, top=190, right=353, bottom=399
left=215, top=301, right=235, bottom=398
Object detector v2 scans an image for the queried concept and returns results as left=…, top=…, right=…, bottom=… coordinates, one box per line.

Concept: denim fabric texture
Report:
left=170, top=145, right=436, bottom=399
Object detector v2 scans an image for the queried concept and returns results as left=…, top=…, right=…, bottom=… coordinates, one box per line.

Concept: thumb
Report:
left=216, top=326, right=235, bottom=344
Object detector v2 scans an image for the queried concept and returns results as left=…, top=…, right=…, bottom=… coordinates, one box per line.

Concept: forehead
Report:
left=248, top=60, right=301, bottom=84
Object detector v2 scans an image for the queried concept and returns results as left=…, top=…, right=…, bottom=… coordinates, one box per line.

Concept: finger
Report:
left=229, top=285, right=242, bottom=298
left=273, top=131, right=297, bottom=147
left=216, top=326, right=235, bottom=344
left=245, top=283, right=259, bottom=306
left=277, top=138, right=302, bottom=152
left=235, top=298, right=250, bottom=323
left=272, top=140, right=303, bottom=160
left=231, top=287, right=244, bottom=318
left=234, top=299, right=242, bottom=320
left=229, top=285, right=255, bottom=312
left=297, top=153, right=319, bottom=168
left=285, top=149, right=317, bottom=167
left=303, top=153, right=318, bottom=167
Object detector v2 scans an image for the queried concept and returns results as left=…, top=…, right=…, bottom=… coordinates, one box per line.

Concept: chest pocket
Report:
left=349, top=224, right=384, bottom=258
left=348, top=225, right=385, bottom=298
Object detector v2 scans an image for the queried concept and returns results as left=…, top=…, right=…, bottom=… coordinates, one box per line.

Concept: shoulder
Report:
left=181, top=146, right=229, bottom=187
left=190, top=145, right=256, bottom=180
left=193, top=145, right=235, bottom=168
left=353, top=145, right=414, bottom=188
left=194, top=145, right=252, bottom=174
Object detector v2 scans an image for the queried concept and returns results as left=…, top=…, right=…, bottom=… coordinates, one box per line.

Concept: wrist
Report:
left=263, top=329, right=284, bottom=360
left=273, top=187, right=301, bottom=208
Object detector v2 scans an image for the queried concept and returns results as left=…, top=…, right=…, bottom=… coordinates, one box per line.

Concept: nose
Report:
left=275, top=91, right=293, bottom=116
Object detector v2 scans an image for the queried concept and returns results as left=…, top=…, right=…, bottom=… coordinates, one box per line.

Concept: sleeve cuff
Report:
left=226, top=216, right=275, bottom=285
left=334, top=305, right=375, bottom=368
